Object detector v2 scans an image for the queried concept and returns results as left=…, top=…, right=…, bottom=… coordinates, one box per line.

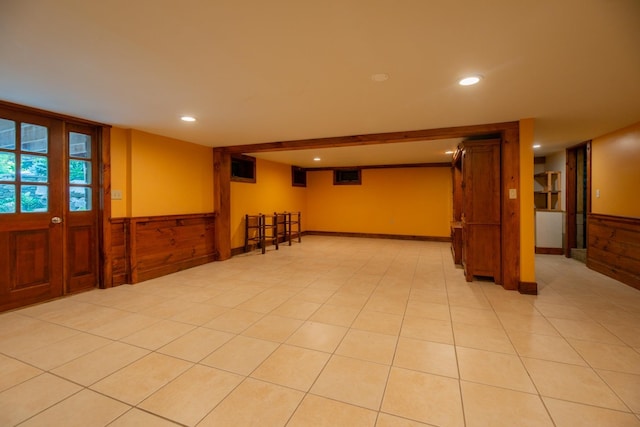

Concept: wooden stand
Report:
left=244, top=213, right=278, bottom=254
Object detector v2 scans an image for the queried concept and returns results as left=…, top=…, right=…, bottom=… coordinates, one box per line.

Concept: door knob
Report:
left=51, top=217, right=62, bottom=224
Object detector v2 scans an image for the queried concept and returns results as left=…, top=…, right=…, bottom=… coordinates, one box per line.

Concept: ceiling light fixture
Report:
left=371, top=73, right=389, bottom=82
left=458, top=75, right=482, bottom=86
left=181, top=116, right=196, bottom=122
left=445, top=150, right=455, bottom=155
left=533, top=144, right=541, bottom=149
left=313, top=157, right=321, bottom=161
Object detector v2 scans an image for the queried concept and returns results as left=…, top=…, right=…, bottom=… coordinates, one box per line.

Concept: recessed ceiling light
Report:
left=445, top=150, right=455, bottom=155
left=533, top=144, right=541, bottom=149
left=181, top=116, right=196, bottom=122
left=371, top=73, right=389, bottom=82
left=458, top=75, right=482, bottom=86
left=313, top=157, right=321, bottom=162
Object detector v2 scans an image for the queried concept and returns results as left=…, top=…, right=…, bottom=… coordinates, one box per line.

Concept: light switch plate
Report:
left=509, top=188, right=517, bottom=199
left=112, top=190, right=123, bottom=200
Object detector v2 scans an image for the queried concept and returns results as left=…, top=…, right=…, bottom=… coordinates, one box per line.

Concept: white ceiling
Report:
left=1, top=0, right=639, bottom=166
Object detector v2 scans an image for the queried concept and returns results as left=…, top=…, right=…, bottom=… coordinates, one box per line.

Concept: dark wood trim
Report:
left=100, top=126, right=112, bottom=288
left=518, top=281, right=538, bottom=295
left=565, top=146, right=577, bottom=257
left=224, top=122, right=519, bottom=154
left=535, top=247, right=564, bottom=255
left=586, top=141, right=592, bottom=216
left=306, top=162, right=450, bottom=171
left=305, top=230, right=451, bottom=242
left=501, top=128, right=521, bottom=291
left=213, top=149, right=231, bottom=260
left=587, top=213, right=640, bottom=291
left=0, top=100, right=109, bottom=127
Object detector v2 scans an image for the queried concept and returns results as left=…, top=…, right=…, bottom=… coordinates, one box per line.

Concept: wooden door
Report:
left=0, top=108, right=101, bottom=311
left=0, top=108, right=65, bottom=311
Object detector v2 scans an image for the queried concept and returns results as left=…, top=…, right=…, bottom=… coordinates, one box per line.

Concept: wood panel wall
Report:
left=109, top=213, right=216, bottom=286
left=587, top=213, right=640, bottom=290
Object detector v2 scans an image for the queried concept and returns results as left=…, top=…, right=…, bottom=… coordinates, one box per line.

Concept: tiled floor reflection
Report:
left=1, top=236, right=640, bottom=426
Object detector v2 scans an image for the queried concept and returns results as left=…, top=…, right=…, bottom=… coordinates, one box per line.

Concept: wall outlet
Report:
left=596, top=189, right=600, bottom=198
left=112, top=190, right=123, bottom=200
left=509, top=188, right=517, bottom=199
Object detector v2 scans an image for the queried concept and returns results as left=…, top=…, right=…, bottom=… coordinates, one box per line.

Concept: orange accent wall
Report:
left=591, top=121, right=640, bottom=218
left=230, top=158, right=307, bottom=249
left=306, top=167, right=451, bottom=237
left=110, top=128, right=214, bottom=218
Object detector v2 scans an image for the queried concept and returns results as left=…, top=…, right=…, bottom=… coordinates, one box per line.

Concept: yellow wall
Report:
left=110, top=128, right=214, bottom=217
left=306, top=167, right=451, bottom=237
left=230, top=158, right=307, bottom=248
left=591, top=121, right=640, bottom=218
left=519, top=119, right=536, bottom=283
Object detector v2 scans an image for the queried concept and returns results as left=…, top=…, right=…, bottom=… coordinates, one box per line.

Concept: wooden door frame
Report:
left=565, top=141, right=591, bottom=258
left=0, top=100, right=112, bottom=291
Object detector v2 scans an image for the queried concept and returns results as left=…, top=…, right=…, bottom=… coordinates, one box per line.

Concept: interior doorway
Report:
left=565, top=142, right=590, bottom=261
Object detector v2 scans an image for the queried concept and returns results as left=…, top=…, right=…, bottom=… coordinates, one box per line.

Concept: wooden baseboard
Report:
left=518, top=281, right=538, bottom=295
left=304, top=230, right=451, bottom=242
left=535, top=247, right=564, bottom=255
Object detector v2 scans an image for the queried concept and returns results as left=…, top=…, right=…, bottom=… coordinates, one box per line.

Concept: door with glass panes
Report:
left=0, top=107, right=100, bottom=311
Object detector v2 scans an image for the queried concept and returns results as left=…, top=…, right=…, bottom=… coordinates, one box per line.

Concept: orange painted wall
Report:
left=591, top=121, right=640, bottom=218
left=230, top=158, right=307, bottom=249
left=306, top=167, right=451, bottom=237
left=110, top=128, right=214, bottom=217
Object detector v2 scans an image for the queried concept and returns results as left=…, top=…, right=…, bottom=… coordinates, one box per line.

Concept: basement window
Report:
left=291, top=166, right=307, bottom=187
left=333, top=168, right=361, bottom=185
left=231, top=155, right=256, bottom=183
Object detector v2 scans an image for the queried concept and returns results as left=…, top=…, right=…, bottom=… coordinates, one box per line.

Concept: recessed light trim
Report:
left=313, top=157, right=321, bottom=162
left=371, top=73, right=389, bottom=82
left=181, top=116, right=196, bottom=122
left=458, top=75, right=482, bottom=86
left=533, top=144, right=541, bottom=149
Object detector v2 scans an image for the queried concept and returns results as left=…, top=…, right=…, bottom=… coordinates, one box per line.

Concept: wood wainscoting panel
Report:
left=587, top=213, right=640, bottom=290
left=109, top=213, right=216, bottom=285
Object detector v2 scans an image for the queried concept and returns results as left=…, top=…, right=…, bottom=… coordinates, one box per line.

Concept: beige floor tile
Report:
left=120, top=319, right=195, bottom=350
left=140, top=299, right=198, bottom=319
left=522, top=357, right=627, bottom=410
left=20, top=332, right=112, bottom=370
left=461, top=381, right=553, bottom=427
left=381, top=367, right=464, bottom=427
left=404, top=300, right=451, bottom=321
left=19, top=389, right=130, bottom=427
left=109, top=408, right=182, bottom=426
left=0, top=320, right=79, bottom=357
left=311, top=355, right=390, bottom=410
left=569, top=339, right=640, bottom=375
left=457, top=347, right=536, bottom=393
left=453, top=323, right=516, bottom=354
left=139, top=364, right=242, bottom=426
left=236, top=290, right=293, bottom=313
left=51, top=341, right=149, bottom=386
left=90, top=352, right=192, bottom=405
left=168, top=303, right=228, bottom=325
left=450, top=306, right=502, bottom=329
left=203, top=308, right=263, bottom=333
left=598, top=369, right=640, bottom=413
left=393, top=337, right=458, bottom=378
left=211, top=289, right=262, bottom=308
left=548, top=317, right=625, bottom=344
left=271, top=299, right=322, bottom=319
left=294, top=287, right=335, bottom=304
left=87, top=312, right=160, bottom=340
left=310, top=303, right=360, bottom=327
left=326, top=291, right=370, bottom=309
left=198, top=378, right=304, bottom=426
left=286, top=321, right=348, bottom=352
left=336, top=329, right=397, bottom=365
left=0, top=354, right=42, bottom=392
left=497, top=311, right=560, bottom=336
left=251, top=344, right=330, bottom=391
left=241, top=314, right=303, bottom=342
left=157, top=327, right=233, bottom=362
left=288, top=394, right=377, bottom=427
left=0, top=373, right=82, bottom=426
left=534, top=302, right=590, bottom=320
left=508, top=330, right=587, bottom=365
left=352, top=310, right=403, bottom=335
left=543, top=397, right=640, bottom=427
left=200, top=335, right=278, bottom=375
left=401, top=315, right=453, bottom=344
left=363, top=296, right=407, bottom=315
left=376, top=413, right=432, bottom=426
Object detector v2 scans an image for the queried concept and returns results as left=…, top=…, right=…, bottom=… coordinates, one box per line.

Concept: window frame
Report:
left=333, top=168, right=362, bottom=185
left=291, top=166, right=307, bottom=187
left=231, top=154, right=256, bottom=183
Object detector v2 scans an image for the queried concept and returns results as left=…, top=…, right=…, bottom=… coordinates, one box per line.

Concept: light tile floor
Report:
left=1, top=236, right=640, bottom=426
